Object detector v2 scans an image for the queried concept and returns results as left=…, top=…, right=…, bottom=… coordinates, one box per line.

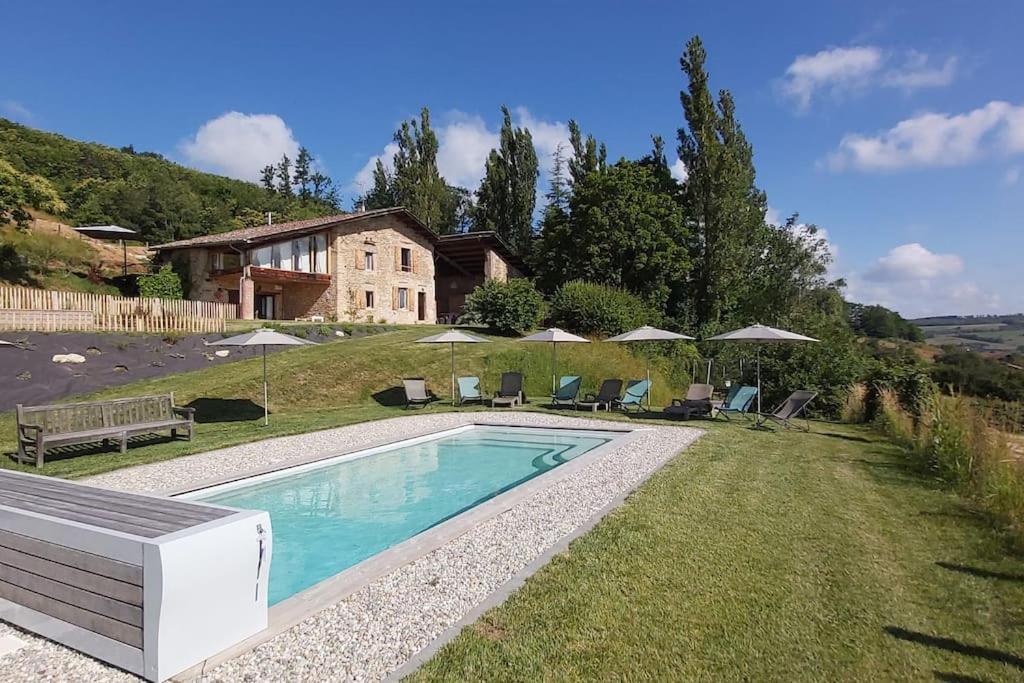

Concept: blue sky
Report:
left=3, top=1, right=1022, bottom=318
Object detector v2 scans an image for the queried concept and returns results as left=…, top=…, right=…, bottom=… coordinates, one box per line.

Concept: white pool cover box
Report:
left=0, top=469, right=271, bottom=681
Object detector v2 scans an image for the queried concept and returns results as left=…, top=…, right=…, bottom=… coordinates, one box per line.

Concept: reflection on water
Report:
left=200, top=428, right=611, bottom=604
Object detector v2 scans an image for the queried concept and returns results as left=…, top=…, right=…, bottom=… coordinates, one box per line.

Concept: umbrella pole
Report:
left=551, top=342, right=557, bottom=395
left=646, top=354, right=651, bottom=412
left=755, top=345, right=763, bottom=428
left=262, top=345, right=269, bottom=427
left=451, top=341, right=456, bottom=407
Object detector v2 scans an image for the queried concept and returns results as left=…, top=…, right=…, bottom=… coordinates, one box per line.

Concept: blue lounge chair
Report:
left=615, top=379, right=650, bottom=412
left=457, top=376, right=484, bottom=405
left=714, top=385, right=758, bottom=421
left=551, top=375, right=582, bottom=408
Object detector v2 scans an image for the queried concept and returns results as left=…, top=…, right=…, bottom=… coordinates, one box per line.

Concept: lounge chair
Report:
left=492, top=372, right=524, bottom=408
left=551, top=375, right=582, bottom=408
left=402, top=378, right=435, bottom=409
left=615, top=379, right=651, bottom=412
left=577, top=379, right=623, bottom=412
left=664, top=383, right=714, bottom=419
left=712, top=384, right=742, bottom=411
left=758, top=390, right=817, bottom=431
left=457, top=376, right=484, bottom=405
left=714, top=385, right=758, bottom=421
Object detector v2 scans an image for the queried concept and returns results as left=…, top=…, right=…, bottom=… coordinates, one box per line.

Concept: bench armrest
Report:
left=173, top=406, right=196, bottom=421
left=18, top=423, right=42, bottom=440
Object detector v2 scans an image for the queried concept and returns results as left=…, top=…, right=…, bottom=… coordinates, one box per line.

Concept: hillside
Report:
left=0, top=118, right=337, bottom=244
left=913, top=313, right=1024, bottom=354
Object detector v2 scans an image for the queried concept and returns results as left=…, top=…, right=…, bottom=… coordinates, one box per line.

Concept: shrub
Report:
left=137, top=263, right=183, bottom=300
left=548, top=280, right=660, bottom=337
left=841, top=383, right=867, bottom=423
left=462, top=278, right=545, bottom=335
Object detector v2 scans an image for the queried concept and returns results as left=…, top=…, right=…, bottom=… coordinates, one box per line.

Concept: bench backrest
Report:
left=18, top=395, right=176, bottom=435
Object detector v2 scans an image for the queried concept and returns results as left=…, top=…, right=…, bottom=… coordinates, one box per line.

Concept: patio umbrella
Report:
left=706, top=324, right=818, bottom=420
left=208, top=328, right=317, bottom=426
left=518, top=328, right=590, bottom=394
left=605, top=325, right=695, bottom=410
left=415, top=330, right=489, bottom=405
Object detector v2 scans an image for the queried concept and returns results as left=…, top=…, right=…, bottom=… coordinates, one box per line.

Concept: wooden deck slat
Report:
left=0, top=563, right=142, bottom=627
left=0, top=494, right=166, bottom=538
left=0, top=547, right=142, bottom=605
left=0, top=491, right=180, bottom=536
left=0, top=471, right=228, bottom=526
left=0, top=477, right=223, bottom=528
left=0, top=529, right=142, bottom=585
left=0, top=579, right=143, bottom=648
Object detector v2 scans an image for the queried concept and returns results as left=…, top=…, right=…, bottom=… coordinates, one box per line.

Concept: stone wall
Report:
left=331, top=215, right=436, bottom=324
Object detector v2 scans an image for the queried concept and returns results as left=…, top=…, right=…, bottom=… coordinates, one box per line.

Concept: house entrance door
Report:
left=256, top=294, right=276, bottom=320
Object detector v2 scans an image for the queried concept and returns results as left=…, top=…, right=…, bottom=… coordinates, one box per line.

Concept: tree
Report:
left=567, top=120, right=606, bottom=184
left=259, top=165, right=276, bottom=192
left=360, top=159, right=397, bottom=210
left=293, top=147, right=313, bottom=200
left=391, top=107, right=451, bottom=230
left=472, top=105, right=539, bottom=255
left=0, top=159, right=66, bottom=228
left=677, top=35, right=768, bottom=328
left=137, top=262, right=183, bottom=300
left=546, top=143, right=570, bottom=213
left=275, top=155, right=293, bottom=196
left=533, top=159, right=690, bottom=310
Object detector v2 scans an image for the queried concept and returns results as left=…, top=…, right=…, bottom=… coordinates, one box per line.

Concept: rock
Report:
left=203, top=352, right=215, bottom=361
left=52, top=353, right=86, bottom=364
left=85, top=347, right=102, bottom=356
left=16, top=371, right=31, bottom=381
left=150, top=360, right=165, bottom=367
left=214, top=349, right=230, bottom=358
left=335, top=330, right=346, bottom=337
left=168, top=352, right=185, bottom=359
left=113, top=365, right=128, bottom=373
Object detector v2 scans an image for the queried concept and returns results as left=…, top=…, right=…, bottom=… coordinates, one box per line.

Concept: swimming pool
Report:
left=187, top=425, right=616, bottom=605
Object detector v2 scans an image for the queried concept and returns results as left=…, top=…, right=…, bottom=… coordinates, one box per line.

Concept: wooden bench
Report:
left=16, top=394, right=195, bottom=468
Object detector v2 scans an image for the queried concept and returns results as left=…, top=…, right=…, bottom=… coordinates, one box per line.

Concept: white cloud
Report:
left=352, top=107, right=570, bottom=192
left=865, top=243, right=963, bottom=282
left=765, top=206, right=781, bottom=226
left=828, top=100, right=1024, bottom=171
left=781, top=46, right=883, bottom=110
left=670, top=158, right=688, bottom=183
left=882, top=52, right=958, bottom=89
left=1004, top=165, right=1021, bottom=186
left=179, top=112, right=300, bottom=182
left=1, top=100, right=32, bottom=123
left=780, top=46, right=958, bottom=110
left=845, top=274, right=1002, bottom=318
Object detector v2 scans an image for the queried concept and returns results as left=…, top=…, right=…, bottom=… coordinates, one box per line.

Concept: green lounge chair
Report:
left=615, top=379, right=650, bottom=412
left=551, top=375, right=582, bottom=408
left=457, top=376, right=484, bottom=405
left=664, top=383, right=713, bottom=419
left=714, top=385, right=758, bottom=421
left=403, top=378, right=435, bottom=409
left=577, top=379, right=623, bottom=412
left=758, top=390, right=817, bottom=431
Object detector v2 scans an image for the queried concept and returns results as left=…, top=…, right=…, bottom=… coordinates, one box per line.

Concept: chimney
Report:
left=355, top=201, right=366, bottom=214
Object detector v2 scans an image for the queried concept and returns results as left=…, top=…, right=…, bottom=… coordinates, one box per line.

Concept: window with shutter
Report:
left=354, top=249, right=363, bottom=270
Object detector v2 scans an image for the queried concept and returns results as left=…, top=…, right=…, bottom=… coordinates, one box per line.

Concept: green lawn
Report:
left=410, top=420, right=1024, bottom=682
left=3, top=329, right=1024, bottom=679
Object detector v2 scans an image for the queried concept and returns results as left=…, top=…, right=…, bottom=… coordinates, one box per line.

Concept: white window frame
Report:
left=364, top=290, right=375, bottom=309
left=397, top=287, right=409, bottom=310
left=400, top=247, right=413, bottom=273
left=364, top=251, right=375, bottom=271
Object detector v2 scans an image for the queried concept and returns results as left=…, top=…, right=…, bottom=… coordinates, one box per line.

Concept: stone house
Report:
left=151, top=207, right=527, bottom=323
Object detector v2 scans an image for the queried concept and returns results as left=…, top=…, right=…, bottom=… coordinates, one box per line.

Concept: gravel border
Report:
left=0, top=412, right=702, bottom=682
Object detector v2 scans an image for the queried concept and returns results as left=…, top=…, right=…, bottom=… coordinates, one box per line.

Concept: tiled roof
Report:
left=151, top=207, right=435, bottom=250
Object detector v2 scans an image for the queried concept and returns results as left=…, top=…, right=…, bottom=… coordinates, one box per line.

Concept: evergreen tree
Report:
left=546, top=143, right=570, bottom=213
left=677, top=35, right=768, bottom=328
left=275, top=155, right=293, bottom=196
left=292, top=147, right=313, bottom=200
left=472, top=105, right=539, bottom=255
left=259, top=165, right=276, bottom=192
left=360, top=159, right=397, bottom=210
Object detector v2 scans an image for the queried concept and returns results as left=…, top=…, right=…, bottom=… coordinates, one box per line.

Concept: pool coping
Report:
left=173, top=421, right=647, bottom=679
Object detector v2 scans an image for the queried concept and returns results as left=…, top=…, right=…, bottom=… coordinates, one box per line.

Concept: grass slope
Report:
left=0, top=327, right=683, bottom=478
left=410, top=420, right=1024, bottom=682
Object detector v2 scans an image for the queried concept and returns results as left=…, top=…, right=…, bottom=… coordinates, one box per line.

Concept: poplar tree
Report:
left=677, top=35, right=768, bottom=328
left=472, top=105, right=539, bottom=255
left=391, top=108, right=450, bottom=231
left=275, top=155, right=293, bottom=196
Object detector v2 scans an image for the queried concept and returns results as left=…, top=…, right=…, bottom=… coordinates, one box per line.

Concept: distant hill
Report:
left=0, top=118, right=337, bottom=244
left=912, top=313, right=1024, bottom=354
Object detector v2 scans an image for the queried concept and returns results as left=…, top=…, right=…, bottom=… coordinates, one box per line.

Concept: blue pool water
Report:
left=192, top=426, right=614, bottom=605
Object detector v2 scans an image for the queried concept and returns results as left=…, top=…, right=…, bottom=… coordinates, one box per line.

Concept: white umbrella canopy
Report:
left=416, top=330, right=489, bottom=405
left=606, top=326, right=695, bottom=409
left=208, top=328, right=317, bottom=425
left=706, top=324, right=818, bottom=418
left=519, top=328, right=590, bottom=394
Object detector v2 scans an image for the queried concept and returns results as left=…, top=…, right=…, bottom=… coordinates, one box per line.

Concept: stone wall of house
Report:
left=277, top=282, right=334, bottom=320
left=483, top=247, right=523, bottom=282
left=331, top=215, right=436, bottom=324
left=186, top=249, right=223, bottom=302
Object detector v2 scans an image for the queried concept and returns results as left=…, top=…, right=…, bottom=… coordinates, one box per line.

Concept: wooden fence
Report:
left=0, top=285, right=237, bottom=333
